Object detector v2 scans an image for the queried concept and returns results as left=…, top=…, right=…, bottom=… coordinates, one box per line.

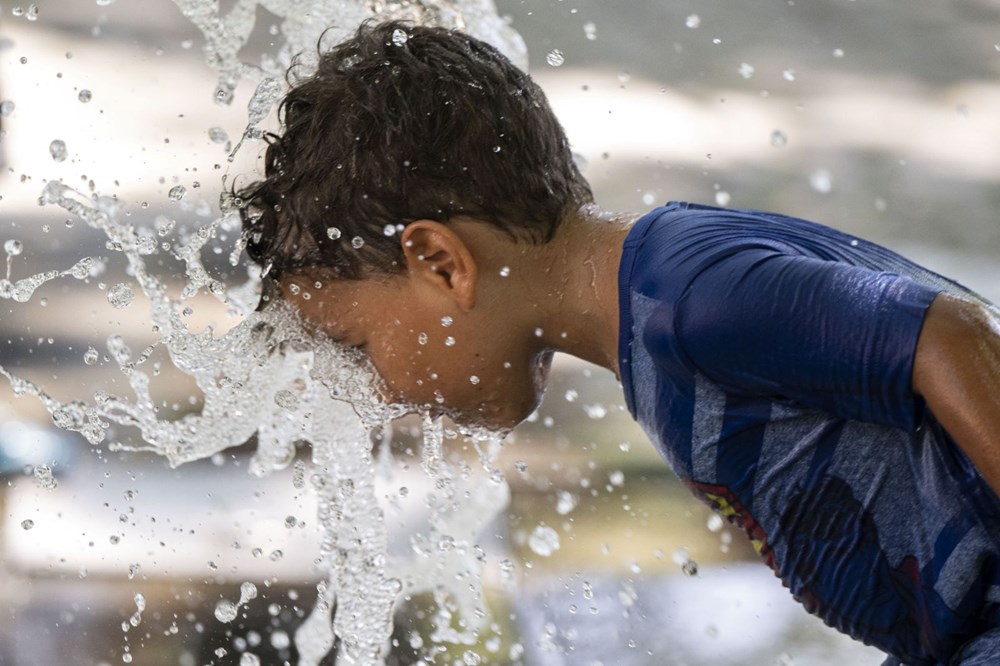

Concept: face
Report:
left=286, top=275, right=551, bottom=430
left=283, top=220, right=552, bottom=430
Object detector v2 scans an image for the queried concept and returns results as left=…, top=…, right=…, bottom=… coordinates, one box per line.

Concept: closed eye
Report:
left=328, top=332, right=366, bottom=352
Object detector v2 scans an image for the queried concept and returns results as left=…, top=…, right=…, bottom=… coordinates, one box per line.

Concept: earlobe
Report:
left=400, top=220, right=478, bottom=311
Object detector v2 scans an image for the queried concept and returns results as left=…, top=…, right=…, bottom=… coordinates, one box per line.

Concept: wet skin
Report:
left=286, top=267, right=554, bottom=429
left=283, top=210, right=632, bottom=430
left=283, top=208, right=1000, bottom=497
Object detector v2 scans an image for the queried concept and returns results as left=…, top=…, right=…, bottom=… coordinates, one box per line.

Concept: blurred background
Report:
left=2, top=1, right=1000, bottom=664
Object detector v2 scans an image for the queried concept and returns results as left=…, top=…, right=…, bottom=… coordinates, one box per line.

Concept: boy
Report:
left=237, top=20, right=1000, bottom=666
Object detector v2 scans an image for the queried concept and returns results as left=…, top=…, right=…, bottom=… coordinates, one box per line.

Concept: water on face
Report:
left=0, top=1, right=526, bottom=664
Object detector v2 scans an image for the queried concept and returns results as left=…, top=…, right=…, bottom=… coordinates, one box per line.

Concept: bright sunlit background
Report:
left=2, top=1, right=1000, bottom=665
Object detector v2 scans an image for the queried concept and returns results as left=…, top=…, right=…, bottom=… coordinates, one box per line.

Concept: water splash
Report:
left=215, top=582, right=257, bottom=623
left=1, top=1, right=525, bottom=664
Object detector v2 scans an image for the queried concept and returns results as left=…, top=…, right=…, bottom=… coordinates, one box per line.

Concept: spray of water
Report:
left=0, top=1, right=527, bottom=663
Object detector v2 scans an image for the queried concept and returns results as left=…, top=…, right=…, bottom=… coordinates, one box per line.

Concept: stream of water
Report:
left=0, top=1, right=527, bottom=663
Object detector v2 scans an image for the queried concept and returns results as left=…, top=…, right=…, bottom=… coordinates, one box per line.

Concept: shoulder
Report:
left=624, top=202, right=843, bottom=295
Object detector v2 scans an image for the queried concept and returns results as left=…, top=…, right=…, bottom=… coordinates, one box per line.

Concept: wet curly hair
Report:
left=236, top=19, right=593, bottom=305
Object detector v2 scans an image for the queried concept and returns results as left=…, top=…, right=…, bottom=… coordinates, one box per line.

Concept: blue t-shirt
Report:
left=618, top=202, right=1000, bottom=665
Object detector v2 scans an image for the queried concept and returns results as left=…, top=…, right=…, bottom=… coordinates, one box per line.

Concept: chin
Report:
left=436, top=352, right=555, bottom=434
left=453, top=385, right=544, bottom=434
left=452, top=403, right=524, bottom=434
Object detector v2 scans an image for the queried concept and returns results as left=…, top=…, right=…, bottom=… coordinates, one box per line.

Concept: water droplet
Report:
left=499, top=266, right=510, bottom=277
left=214, top=599, right=238, bottom=623
left=382, top=223, right=396, bottom=237
left=833, top=48, right=845, bottom=58
left=462, top=651, right=482, bottom=665
left=564, top=389, right=578, bottom=402
left=770, top=129, right=788, bottom=147
left=528, top=524, right=560, bottom=557
left=492, top=145, right=502, bottom=153
left=444, top=336, right=456, bottom=347
left=270, top=630, right=290, bottom=650
left=131, top=592, right=146, bottom=625
left=239, top=653, right=261, bottom=666
left=555, top=491, right=577, bottom=515
left=284, top=515, right=298, bottom=528
left=109, top=535, right=121, bottom=545
left=240, top=581, right=258, bottom=603
left=417, top=332, right=428, bottom=345
left=49, top=140, right=68, bottom=163
left=326, top=227, right=342, bottom=240
left=78, top=89, right=92, bottom=103
left=351, top=236, right=365, bottom=249
left=0, top=100, right=14, bottom=116
left=583, top=21, right=597, bottom=40
left=546, top=49, right=565, bottom=67
left=609, top=470, right=625, bottom=486
left=391, top=28, right=409, bottom=46
left=168, top=185, right=186, bottom=202
left=269, top=549, right=283, bottom=561
left=642, top=192, right=655, bottom=206
left=782, top=68, right=796, bottom=82
left=714, top=190, right=731, bottom=207
left=440, top=316, right=453, bottom=328
left=155, top=217, right=175, bottom=236
left=107, top=283, right=134, bottom=309
left=809, top=169, right=833, bottom=194
left=21, top=519, right=34, bottom=530
left=208, top=126, right=228, bottom=144
left=4, top=239, right=23, bottom=256
left=738, top=62, right=755, bottom=79
left=274, top=389, right=300, bottom=411
left=707, top=513, right=724, bottom=532
left=122, top=654, right=133, bottom=664
left=685, top=14, right=701, bottom=28
left=682, top=560, right=699, bottom=576
left=469, top=375, right=480, bottom=385
left=33, top=464, right=58, bottom=490
left=292, top=460, right=306, bottom=489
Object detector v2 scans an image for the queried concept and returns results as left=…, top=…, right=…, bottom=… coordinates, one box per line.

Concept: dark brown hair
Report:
left=236, top=19, right=592, bottom=298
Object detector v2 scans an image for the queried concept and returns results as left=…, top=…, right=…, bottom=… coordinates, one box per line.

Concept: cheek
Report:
left=368, top=345, right=433, bottom=404
left=367, top=325, right=539, bottom=425
left=367, top=329, right=462, bottom=406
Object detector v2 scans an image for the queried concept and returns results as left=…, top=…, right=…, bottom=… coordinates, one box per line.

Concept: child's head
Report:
left=238, top=19, right=591, bottom=286
left=237, top=20, right=593, bottom=428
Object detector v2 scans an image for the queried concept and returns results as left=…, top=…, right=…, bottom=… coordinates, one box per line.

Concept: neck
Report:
left=529, top=204, right=639, bottom=376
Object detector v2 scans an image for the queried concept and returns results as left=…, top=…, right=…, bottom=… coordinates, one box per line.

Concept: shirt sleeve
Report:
left=671, top=248, right=942, bottom=430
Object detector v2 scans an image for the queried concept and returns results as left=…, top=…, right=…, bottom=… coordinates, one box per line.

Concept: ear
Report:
left=400, top=220, right=478, bottom=311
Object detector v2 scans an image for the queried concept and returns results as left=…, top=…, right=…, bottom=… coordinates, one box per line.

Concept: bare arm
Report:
left=913, top=293, right=1000, bottom=496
